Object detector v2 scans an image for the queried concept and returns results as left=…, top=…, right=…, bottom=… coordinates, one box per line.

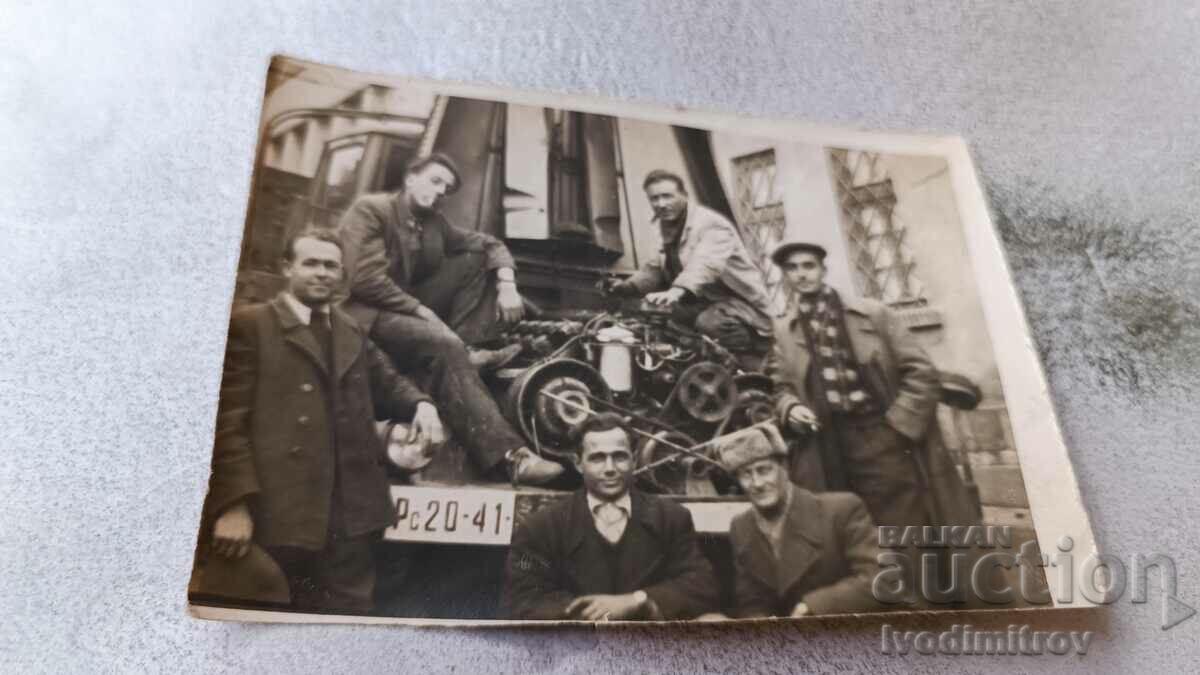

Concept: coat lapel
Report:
left=330, top=307, right=364, bottom=382
left=626, top=492, right=666, bottom=589
left=564, top=491, right=667, bottom=593
left=675, top=205, right=699, bottom=264
left=564, top=492, right=611, bottom=594
left=735, top=518, right=781, bottom=593
left=271, top=296, right=329, bottom=377
left=776, top=488, right=826, bottom=596
left=841, top=295, right=882, bottom=366
left=389, top=193, right=416, bottom=287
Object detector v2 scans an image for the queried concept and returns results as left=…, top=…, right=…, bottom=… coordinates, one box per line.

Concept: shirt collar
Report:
left=280, top=292, right=329, bottom=326
left=660, top=207, right=688, bottom=240
left=586, top=491, right=632, bottom=516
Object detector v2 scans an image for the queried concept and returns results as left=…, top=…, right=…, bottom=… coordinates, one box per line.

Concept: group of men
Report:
left=196, top=151, right=974, bottom=618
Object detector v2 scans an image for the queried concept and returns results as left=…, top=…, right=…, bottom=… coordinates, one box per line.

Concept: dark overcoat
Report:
left=203, top=295, right=430, bottom=549
left=765, top=294, right=977, bottom=527
left=503, top=489, right=719, bottom=620
left=729, top=487, right=880, bottom=617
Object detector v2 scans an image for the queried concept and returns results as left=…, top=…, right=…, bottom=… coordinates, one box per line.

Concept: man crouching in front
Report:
left=503, top=413, right=718, bottom=621
left=718, top=424, right=881, bottom=618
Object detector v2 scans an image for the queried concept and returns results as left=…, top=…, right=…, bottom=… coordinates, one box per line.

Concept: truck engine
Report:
left=494, top=305, right=780, bottom=497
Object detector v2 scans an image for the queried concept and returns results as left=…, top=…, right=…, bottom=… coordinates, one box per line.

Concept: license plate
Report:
left=383, top=486, right=517, bottom=545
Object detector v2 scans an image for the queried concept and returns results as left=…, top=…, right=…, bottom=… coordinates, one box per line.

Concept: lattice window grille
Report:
left=730, top=150, right=789, bottom=314
left=830, top=149, right=925, bottom=306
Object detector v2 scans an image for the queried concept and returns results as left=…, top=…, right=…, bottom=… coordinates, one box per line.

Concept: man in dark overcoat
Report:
left=503, top=413, right=718, bottom=621
left=200, top=229, right=443, bottom=612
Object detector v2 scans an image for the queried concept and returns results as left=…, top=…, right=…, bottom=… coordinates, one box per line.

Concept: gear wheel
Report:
left=675, top=361, right=738, bottom=422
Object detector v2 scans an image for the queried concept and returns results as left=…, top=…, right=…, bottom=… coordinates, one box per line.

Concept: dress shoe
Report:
left=508, top=447, right=565, bottom=486
left=467, top=343, right=523, bottom=371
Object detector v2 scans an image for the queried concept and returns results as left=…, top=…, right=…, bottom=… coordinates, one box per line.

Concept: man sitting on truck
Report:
left=503, top=413, right=719, bottom=621
left=601, top=169, right=775, bottom=363
left=337, top=152, right=563, bottom=486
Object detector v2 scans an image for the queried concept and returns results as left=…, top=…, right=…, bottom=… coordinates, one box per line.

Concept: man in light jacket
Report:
left=602, top=169, right=774, bottom=360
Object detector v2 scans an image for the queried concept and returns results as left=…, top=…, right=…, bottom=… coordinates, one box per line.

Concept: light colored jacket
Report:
left=627, top=203, right=773, bottom=333
left=765, top=292, right=977, bottom=526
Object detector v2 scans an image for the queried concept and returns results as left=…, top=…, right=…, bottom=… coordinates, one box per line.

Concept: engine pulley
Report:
left=675, top=361, right=738, bottom=423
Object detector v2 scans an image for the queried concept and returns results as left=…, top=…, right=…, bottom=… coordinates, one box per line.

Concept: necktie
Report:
left=310, top=311, right=332, bottom=366
left=593, top=502, right=629, bottom=544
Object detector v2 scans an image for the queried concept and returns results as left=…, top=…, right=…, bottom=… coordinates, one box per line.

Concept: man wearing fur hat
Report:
left=715, top=424, right=880, bottom=618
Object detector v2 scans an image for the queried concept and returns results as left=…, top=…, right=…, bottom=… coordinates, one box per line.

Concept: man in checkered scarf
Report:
left=763, top=242, right=976, bottom=530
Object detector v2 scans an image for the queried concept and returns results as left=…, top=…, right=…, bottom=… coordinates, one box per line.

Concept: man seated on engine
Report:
left=600, top=169, right=774, bottom=362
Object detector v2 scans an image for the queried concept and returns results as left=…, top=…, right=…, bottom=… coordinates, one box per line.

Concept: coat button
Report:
left=300, top=383, right=314, bottom=392
left=298, top=415, right=309, bottom=425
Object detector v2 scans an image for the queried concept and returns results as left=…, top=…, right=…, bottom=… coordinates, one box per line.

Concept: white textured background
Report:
left=2, top=1, right=1198, bottom=672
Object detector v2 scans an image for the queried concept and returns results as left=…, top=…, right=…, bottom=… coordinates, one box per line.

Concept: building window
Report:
left=730, top=149, right=788, bottom=313
left=316, top=141, right=364, bottom=214
left=829, top=149, right=925, bottom=306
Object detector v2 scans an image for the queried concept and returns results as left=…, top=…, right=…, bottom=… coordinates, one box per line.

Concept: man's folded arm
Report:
left=442, top=220, right=516, bottom=272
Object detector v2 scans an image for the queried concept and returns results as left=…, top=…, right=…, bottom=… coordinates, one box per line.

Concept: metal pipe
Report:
left=537, top=390, right=724, bottom=472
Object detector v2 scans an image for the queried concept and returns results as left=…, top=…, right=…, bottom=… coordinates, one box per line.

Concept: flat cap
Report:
left=770, top=241, right=828, bottom=266
left=710, top=423, right=789, bottom=474
left=406, top=151, right=463, bottom=194
left=189, top=544, right=291, bottom=605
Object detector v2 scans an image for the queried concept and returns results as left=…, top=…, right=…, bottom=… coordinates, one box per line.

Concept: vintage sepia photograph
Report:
left=187, top=55, right=1093, bottom=624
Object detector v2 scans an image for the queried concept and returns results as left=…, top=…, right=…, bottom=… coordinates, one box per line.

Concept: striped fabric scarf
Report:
left=792, top=285, right=877, bottom=415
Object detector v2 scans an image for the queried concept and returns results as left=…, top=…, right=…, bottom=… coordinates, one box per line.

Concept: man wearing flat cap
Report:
left=715, top=424, right=880, bottom=617
left=338, top=152, right=563, bottom=486
left=502, top=413, right=718, bottom=621
left=765, top=241, right=976, bottom=530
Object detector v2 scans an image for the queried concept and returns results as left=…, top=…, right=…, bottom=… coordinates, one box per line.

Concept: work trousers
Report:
left=671, top=297, right=770, bottom=355
left=831, top=412, right=930, bottom=529
left=267, top=534, right=377, bottom=614
left=370, top=253, right=525, bottom=474
left=411, top=250, right=500, bottom=345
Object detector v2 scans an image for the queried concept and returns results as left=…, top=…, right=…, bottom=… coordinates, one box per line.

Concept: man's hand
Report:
left=786, top=404, right=819, bottom=433
left=791, top=602, right=811, bottom=618
left=408, top=401, right=446, bottom=454
left=597, top=276, right=640, bottom=298
left=564, top=593, right=646, bottom=621
left=211, top=501, right=253, bottom=559
left=496, top=281, right=524, bottom=324
left=645, top=287, right=686, bottom=307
